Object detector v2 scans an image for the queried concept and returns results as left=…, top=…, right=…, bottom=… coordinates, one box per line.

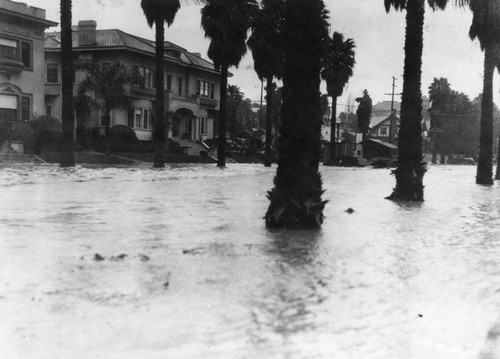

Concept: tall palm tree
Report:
left=321, top=31, right=355, bottom=166
left=384, top=0, right=467, bottom=201
left=76, top=62, right=133, bottom=154
left=264, top=0, right=329, bottom=229
left=60, top=0, right=75, bottom=167
left=141, top=0, right=181, bottom=168
left=247, top=0, right=285, bottom=167
left=201, top=0, right=258, bottom=168
left=468, top=0, right=500, bottom=184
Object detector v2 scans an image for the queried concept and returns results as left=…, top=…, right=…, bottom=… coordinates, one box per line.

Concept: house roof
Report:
left=45, top=28, right=218, bottom=74
left=363, top=138, right=398, bottom=149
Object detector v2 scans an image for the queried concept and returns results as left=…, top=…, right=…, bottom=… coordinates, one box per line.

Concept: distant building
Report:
left=0, top=0, right=56, bottom=123
left=44, top=20, right=221, bottom=144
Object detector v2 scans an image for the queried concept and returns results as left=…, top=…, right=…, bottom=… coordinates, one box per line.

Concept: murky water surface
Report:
left=1, top=163, right=500, bottom=358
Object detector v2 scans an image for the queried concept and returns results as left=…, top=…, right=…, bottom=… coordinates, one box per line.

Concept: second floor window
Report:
left=197, top=80, right=215, bottom=99
left=166, top=74, right=172, bottom=91
left=132, top=65, right=155, bottom=89
left=380, top=126, right=389, bottom=136
left=0, top=37, right=31, bottom=68
left=0, top=37, right=17, bottom=59
left=47, top=63, right=59, bottom=83
left=177, top=76, right=183, bottom=97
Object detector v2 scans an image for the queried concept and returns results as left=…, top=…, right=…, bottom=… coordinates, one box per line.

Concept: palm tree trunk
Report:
left=264, top=76, right=273, bottom=167
left=325, top=96, right=337, bottom=166
left=153, top=16, right=166, bottom=168
left=478, top=45, right=494, bottom=184
left=217, top=64, right=228, bottom=168
left=60, top=0, right=75, bottom=167
left=386, top=0, right=426, bottom=201
left=265, top=0, right=326, bottom=229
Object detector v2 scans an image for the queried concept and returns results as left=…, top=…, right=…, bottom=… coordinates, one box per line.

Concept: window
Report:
left=0, top=94, right=17, bottom=121
left=0, top=37, right=32, bottom=68
left=166, top=74, right=172, bottom=91
left=197, top=80, right=215, bottom=99
left=178, top=76, right=183, bottom=97
left=46, top=105, right=52, bottom=116
left=380, top=126, right=388, bottom=136
left=0, top=37, right=17, bottom=59
left=145, top=68, right=152, bottom=88
left=21, top=96, right=30, bottom=122
left=47, top=63, right=59, bottom=83
left=21, top=41, right=31, bottom=68
left=132, top=65, right=155, bottom=89
left=133, top=108, right=151, bottom=130
left=199, top=117, right=206, bottom=135
left=135, top=108, right=142, bottom=128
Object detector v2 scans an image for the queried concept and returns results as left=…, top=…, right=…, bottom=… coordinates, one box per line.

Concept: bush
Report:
left=108, top=125, right=141, bottom=152
left=9, top=122, right=34, bottom=152
left=167, top=138, right=183, bottom=154
left=30, top=116, right=63, bottom=153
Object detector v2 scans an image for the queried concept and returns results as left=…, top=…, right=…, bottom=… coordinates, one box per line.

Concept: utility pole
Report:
left=384, top=77, right=397, bottom=144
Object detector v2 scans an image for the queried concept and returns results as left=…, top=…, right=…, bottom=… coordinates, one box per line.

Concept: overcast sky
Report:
left=27, top=0, right=497, bottom=110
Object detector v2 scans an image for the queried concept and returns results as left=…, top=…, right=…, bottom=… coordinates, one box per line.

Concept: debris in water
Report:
left=346, top=208, right=355, bottom=214
left=94, top=253, right=105, bottom=261
left=163, top=272, right=172, bottom=289
left=110, top=253, right=127, bottom=261
left=139, top=254, right=150, bottom=261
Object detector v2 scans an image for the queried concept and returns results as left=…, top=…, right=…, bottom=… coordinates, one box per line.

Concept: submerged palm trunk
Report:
left=153, top=16, right=166, bottom=168
left=264, top=76, right=273, bottom=167
left=386, top=0, right=426, bottom=201
left=265, top=0, right=327, bottom=229
left=60, top=0, right=75, bottom=167
left=478, top=46, right=494, bottom=184
left=217, top=64, right=228, bottom=168
left=325, top=96, right=338, bottom=166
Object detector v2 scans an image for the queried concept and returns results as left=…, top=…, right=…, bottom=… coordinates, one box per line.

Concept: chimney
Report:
left=78, top=20, right=97, bottom=46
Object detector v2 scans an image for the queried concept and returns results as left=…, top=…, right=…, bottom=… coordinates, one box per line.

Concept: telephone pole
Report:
left=384, top=77, right=398, bottom=144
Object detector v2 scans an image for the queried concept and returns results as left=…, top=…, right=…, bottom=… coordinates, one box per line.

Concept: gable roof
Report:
left=45, top=28, right=218, bottom=74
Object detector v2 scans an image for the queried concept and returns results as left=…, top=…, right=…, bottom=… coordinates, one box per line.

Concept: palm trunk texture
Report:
left=325, top=96, right=337, bottom=166
left=265, top=0, right=327, bottom=229
left=264, top=76, right=273, bottom=167
left=60, top=0, right=75, bottom=167
left=477, top=46, right=494, bottom=184
left=153, top=16, right=166, bottom=168
left=217, top=65, right=228, bottom=168
left=386, top=0, right=426, bottom=201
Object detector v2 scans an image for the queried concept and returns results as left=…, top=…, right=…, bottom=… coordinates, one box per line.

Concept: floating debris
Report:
left=346, top=208, right=355, bottom=214
left=139, top=254, right=150, bottom=262
left=94, top=253, right=105, bottom=261
left=109, top=253, right=128, bottom=261
left=163, top=272, right=172, bottom=289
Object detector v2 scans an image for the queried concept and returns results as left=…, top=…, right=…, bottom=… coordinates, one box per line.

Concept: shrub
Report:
left=30, top=116, right=63, bottom=153
left=108, top=125, right=141, bottom=152
left=167, top=138, right=183, bottom=154
left=9, top=122, right=34, bottom=152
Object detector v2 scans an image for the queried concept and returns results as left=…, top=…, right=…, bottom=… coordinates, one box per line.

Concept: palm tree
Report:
left=264, top=0, right=329, bottom=229
left=76, top=62, right=133, bottom=154
left=384, top=0, right=467, bottom=201
left=141, top=0, right=181, bottom=168
left=247, top=0, right=285, bottom=167
left=468, top=0, right=500, bottom=184
left=60, top=0, right=75, bottom=167
left=201, top=0, right=258, bottom=168
left=320, top=32, right=355, bottom=166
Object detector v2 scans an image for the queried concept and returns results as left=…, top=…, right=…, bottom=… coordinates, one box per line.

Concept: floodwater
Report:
left=1, top=163, right=500, bottom=359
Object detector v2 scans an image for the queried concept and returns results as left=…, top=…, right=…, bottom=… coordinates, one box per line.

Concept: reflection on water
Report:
left=1, top=163, right=500, bottom=358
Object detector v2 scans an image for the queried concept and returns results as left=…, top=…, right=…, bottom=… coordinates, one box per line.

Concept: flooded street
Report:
left=1, top=163, right=500, bottom=358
